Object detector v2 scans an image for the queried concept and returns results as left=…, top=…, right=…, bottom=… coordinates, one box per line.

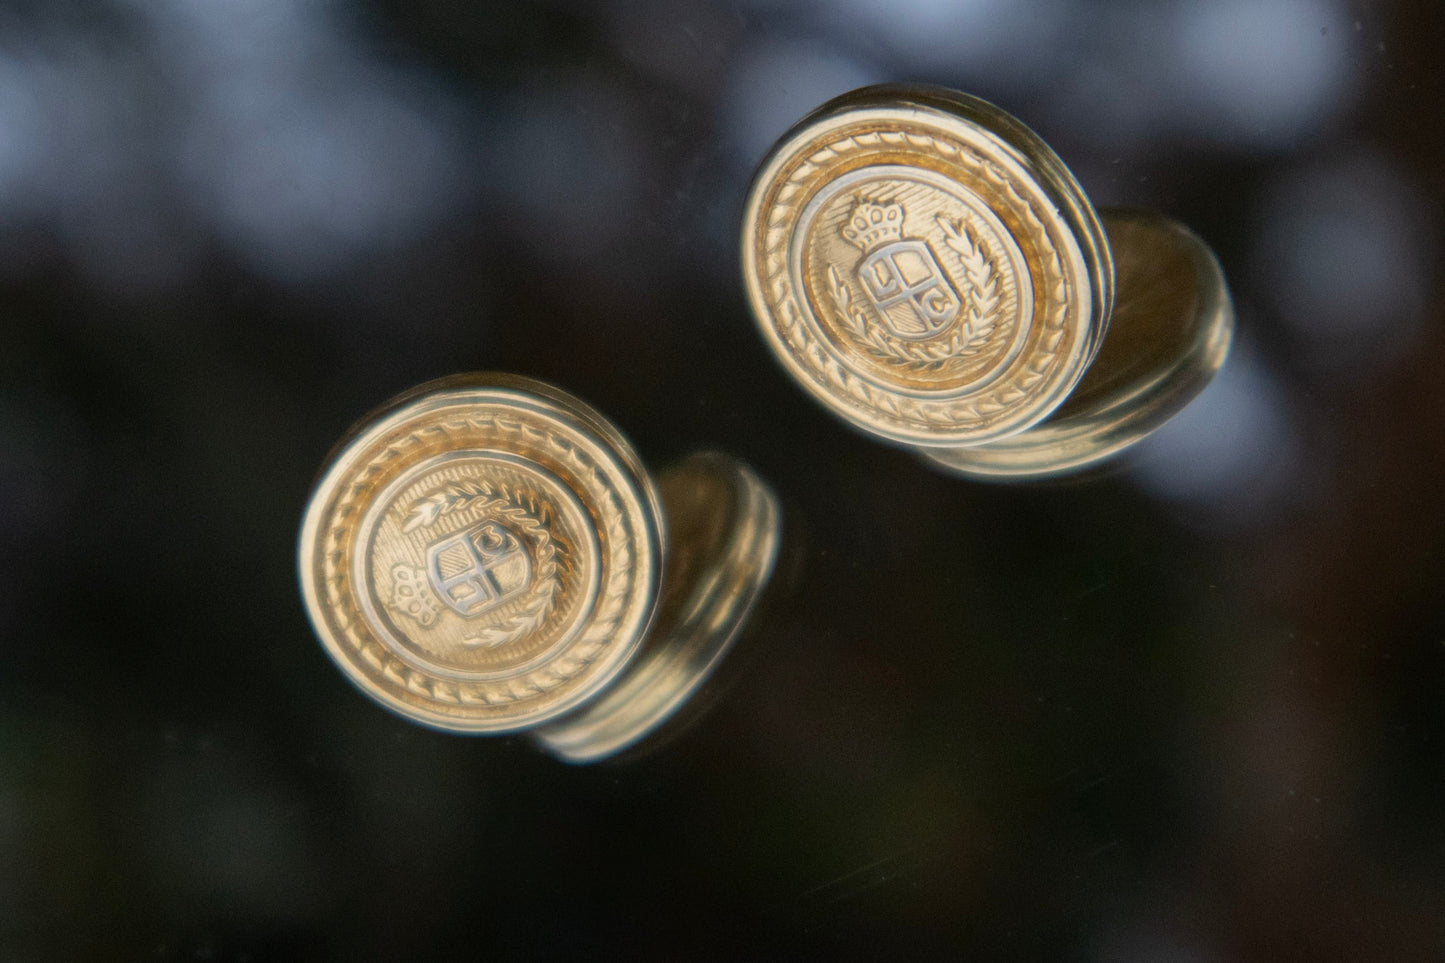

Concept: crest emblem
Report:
left=842, top=199, right=961, bottom=340
left=424, top=521, right=532, bottom=618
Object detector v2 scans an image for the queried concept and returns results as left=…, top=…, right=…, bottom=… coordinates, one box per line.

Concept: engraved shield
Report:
left=426, top=522, right=531, bottom=617
left=857, top=239, right=961, bottom=339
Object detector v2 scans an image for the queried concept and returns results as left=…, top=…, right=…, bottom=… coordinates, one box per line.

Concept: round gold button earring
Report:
left=741, top=84, right=1234, bottom=479
left=297, top=374, right=780, bottom=763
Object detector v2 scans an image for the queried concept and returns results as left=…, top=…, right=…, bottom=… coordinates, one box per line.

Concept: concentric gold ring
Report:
left=742, top=84, right=1232, bottom=478
left=298, top=374, right=661, bottom=733
left=298, top=374, right=781, bottom=758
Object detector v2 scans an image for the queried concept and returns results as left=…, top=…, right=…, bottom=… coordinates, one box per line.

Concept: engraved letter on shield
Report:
left=425, top=522, right=532, bottom=618
left=841, top=198, right=961, bottom=340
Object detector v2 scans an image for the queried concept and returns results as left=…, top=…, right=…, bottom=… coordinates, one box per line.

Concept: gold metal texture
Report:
left=741, top=84, right=1234, bottom=479
left=535, top=452, right=781, bottom=763
left=297, top=374, right=780, bottom=760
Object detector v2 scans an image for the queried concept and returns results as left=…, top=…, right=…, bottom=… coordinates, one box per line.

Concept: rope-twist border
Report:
left=319, top=412, right=642, bottom=713
left=759, top=128, right=1076, bottom=434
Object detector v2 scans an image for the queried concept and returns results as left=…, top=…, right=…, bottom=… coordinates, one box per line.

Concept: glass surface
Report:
left=1, top=0, right=1442, bottom=958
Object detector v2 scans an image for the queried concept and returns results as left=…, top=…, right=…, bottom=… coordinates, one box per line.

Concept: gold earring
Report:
left=741, top=84, right=1233, bottom=479
left=297, top=374, right=779, bottom=762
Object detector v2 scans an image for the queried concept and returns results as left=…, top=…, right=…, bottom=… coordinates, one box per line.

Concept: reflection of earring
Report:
left=742, top=84, right=1233, bottom=480
left=298, top=374, right=780, bottom=763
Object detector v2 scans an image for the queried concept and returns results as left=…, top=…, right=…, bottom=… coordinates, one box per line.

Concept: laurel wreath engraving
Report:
left=828, top=214, right=1004, bottom=369
left=759, top=128, right=1074, bottom=433
left=937, top=214, right=1004, bottom=348
left=396, top=480, right=560, bottom=648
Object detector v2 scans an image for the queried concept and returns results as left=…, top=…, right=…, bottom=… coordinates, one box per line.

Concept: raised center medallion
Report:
left=298, top=378, right=664, bottom=733
left=842, top=198, right=961, bottom=340
left=358, top=452, right=597, bottom=678
left=424, top=520, right=531, bottom=620
left=744, top=88, right=1105, bottom=446
left=794, top=165, right=1033, bottom=393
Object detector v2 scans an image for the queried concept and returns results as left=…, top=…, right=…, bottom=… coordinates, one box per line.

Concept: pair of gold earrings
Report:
left=297, top=85, right=1234, bottom=762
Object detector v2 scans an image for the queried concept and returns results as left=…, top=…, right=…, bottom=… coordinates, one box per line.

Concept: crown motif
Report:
left=391, top=564, right=440, bottom=627
left=841, top=198, right=905, bottom=252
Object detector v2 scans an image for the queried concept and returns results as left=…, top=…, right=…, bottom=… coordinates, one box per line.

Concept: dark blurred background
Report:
left=2, top=0, right=1443, bottom=959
